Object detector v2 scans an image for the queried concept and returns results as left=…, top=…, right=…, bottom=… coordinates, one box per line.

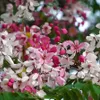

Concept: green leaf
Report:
left=71, top=88, right=84, bottom=100
left=3, top=59, right=10, bottom=68
left=0, top=92, right=41, bottom=100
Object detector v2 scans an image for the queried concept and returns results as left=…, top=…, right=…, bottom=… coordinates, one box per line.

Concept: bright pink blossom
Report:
left=60, top=49, right=66, bottom=55
left=61, top=28, right=68, bottom=34
left=49, top=46, right=57, bottom=53
left=7, top=81, right=13, bottom=87
left=55, top=30, right=61, bottom=36
left=52, top=55, right=60, bottom=67
left=79, top=55, right=85, bottom=62
left=9, top=78, right=15, bottom=83
left=40, top=36, right=50, bottom=50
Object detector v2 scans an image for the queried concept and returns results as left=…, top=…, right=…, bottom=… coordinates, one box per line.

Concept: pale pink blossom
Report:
left=42, top=23, right=51, bottom=35
left=15, top=0, right=24, bottom=6
left=30, top=25, right=40, bottom=35
left=63, top=40, right=87, bottom=53
left=6, top=4, right=13, bottom=12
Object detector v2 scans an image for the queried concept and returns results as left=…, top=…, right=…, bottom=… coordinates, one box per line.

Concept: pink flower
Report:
left=42, top=23, right=51, bottom=35
left=40, top=36, right=50, bottom=50
left=7, top=78, right=15, bottom=88
left=61, top=28, right=68, bottom=34
left=25, top=26, right=30, bottom=32
left=2, top=24, right=8, bottom=29
left=63, top=40, right=86, bottom=53
left=27, top=38, right=34, bottom=46
left=23, top=85, right=36, bottom=93
left=8, top=23, right=19, bottom=32
left=16, top=33, right=27, bottom=45
left=56, top=76, right=65, bottom=86
left=60, top=56, right=74, bottom=68
left=37, top=51, right=54, bottom=65
left=15, top=0, right=24, bottom=6
left=24, top=55, right=29, bottom=61
left=32, top=35, right=41, bottom=48
left=60, top=68, right=66, bottom=77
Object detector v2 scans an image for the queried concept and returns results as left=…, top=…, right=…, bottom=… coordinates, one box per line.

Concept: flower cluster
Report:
left=0, top=22, right=100, bottom=98
left=0, top=0, right=99, bottom=98
left=1, top=0, right=39, bottom=23
left=0, top=0, right=88, bottom=31
left=70, top=23, right=100, bottom=85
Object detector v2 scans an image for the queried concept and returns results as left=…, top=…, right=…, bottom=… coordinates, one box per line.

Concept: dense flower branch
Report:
left=0, top=22, right=99, bottom=98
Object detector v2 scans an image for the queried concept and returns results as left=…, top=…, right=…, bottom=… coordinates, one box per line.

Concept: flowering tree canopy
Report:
left=0, top=0, right=100, bottom=99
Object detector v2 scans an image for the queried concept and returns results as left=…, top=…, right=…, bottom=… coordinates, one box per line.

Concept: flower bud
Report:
left=61, top=28, right=68, bottom=34
left=9, top=78, right=14, bottom=83
left=79, top=55, right=85, bottom=62
left=54, top=36, right=60, bottom=43
left=7, top=81, right=13, bottom=87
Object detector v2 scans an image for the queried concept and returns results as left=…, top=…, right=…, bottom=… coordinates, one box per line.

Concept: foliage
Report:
left=43, top=80, right=100, bottom=100
left=81, top=0, right=100, bottom=13
left=0, top=92, right=42, bottom=100
left=0, top=80, right=100, bottom=100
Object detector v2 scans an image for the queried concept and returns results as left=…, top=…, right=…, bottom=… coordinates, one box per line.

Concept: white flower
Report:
left=6, top=3, right=13, bottom=12
left=86, top=34, right=95, bottom=41
left=27, top=0, right=39, bottom=11
left=92, top=77, right=98, bottom=84
left=1, top=4, right=34, bottom=23
left=86, top=53, right=97, bottom=63
left=96, top=23, right=100, bottom=29
left=13, top=82, right=19, bottom=89
left=1, top=13, right=13, bottom=23
left=21, top=73, right=29, bottom=82
left=32, top=73, right=39, bottom=80
left=86, top=33, right=100, bottom=49
left=69, top=68, right=77, bottom=79
left=17, top=5, right=34, bottom=21
left=31, top=73, right=39, bottom=86
left=96, top=34, right=100, bottom=48
left=0, top=31, right=15, bottom=67
left=23, top=9, right=34, bottom=21
left=26, top=66, right=34, bottom=73
left=77, top=71, right=85, bottom=79
left=36, top=90, right=46, bottom=98
left=70, top=75, right=77, bottom=79
left=41, top=64, right=52, bottom=73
